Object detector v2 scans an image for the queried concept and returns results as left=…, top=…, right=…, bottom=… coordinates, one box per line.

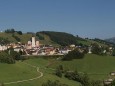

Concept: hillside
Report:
left=0, top=32, right=33, bottom=43
left=37, top=31, right=78, bottom=46
left=105, top=37, right=115, bottom=44
left=0, top=31, right=112, bottom=47
left=2, top=54, right=115, bottom=86
left=37, top=31, right=111, bottom=46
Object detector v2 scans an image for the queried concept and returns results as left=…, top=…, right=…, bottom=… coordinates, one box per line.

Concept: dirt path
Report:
left=4, top=62, right=43, bottom=85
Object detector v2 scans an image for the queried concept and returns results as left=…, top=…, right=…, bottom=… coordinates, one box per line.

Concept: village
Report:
left=0, top=36, right=114, bottom=57
left=0, top=36, right=72, bottom=56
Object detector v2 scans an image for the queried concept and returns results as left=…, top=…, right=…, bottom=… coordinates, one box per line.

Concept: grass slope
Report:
left=0, top=58, right=79, bottom=86
left=0, top=61, right=39, bottom=83
left=1, top=54, right=115, bottom=86
left=77, top=38, right=107, bottom=46
left=0, top=32, right=33, bottom=43
left=50, top=54, right=115, bottom=80
left=0, top=32, right=60, bottom=46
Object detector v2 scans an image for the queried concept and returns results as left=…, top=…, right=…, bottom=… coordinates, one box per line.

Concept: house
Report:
left=59, top=49, right=71, bottom=54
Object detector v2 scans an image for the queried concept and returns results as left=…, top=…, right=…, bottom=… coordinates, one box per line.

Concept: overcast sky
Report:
left=0, top=0, right=115, bottom=39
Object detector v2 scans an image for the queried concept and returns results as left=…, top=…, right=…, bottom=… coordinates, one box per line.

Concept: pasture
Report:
left=1, top=54, right=115, bottom=86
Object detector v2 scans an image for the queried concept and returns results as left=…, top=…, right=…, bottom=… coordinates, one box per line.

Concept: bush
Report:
left=64, top=71, right=101, bottom=86
left=91, top=43, right=104, bottom=55
left=0, top=51, right=15, bottom=64
left=62, top=48, right=85, bottom=61
left=55, top=66, right=63, bottom=78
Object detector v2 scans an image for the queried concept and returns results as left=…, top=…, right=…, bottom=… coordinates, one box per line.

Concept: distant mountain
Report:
left=105, top=37, right=115, bottom=44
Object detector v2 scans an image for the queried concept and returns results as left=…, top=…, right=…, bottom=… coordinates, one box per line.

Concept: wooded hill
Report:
left=36, top=31, right=114, bottom=46
left=0, top=30, right=114, bottom=46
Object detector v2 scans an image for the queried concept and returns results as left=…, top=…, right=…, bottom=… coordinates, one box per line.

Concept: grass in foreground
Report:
left=50, top=54, right=115, bottom=80
left=1, top=54, right=115, bottom=86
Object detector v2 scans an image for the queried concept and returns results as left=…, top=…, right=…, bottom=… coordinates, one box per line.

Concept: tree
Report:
left=17, top=31, right=22, bottom=35
left=5, top=28, right=15, bottom=33
left=55, top=67, right=62, bottom=78
left=10, top=50, right=21, bottom=60
left=112, top=48, right=115, bottom=56
left=64, top=71, right=101, bottom=86
left=0, top=51, right=15, bottom=64
left=91, top=43, right=104, bottom=55
left=62, top=48, right=85, bottom=61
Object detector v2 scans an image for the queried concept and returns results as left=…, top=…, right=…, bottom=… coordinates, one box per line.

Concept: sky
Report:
left=0, top=0, right=115, bottom=39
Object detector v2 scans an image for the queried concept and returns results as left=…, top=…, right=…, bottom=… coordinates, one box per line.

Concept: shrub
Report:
left=62, top=48, right=85, bottom=61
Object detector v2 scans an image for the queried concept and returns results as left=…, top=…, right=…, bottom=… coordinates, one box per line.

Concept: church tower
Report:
left=32, top=36, right=35, bottom=47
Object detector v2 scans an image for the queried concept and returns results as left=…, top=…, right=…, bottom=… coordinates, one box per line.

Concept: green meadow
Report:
left=1, top=54, right=115, bottom=86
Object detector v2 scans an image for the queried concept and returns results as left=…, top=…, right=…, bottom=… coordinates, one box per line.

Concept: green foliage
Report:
left=55, top=65, right=63, bottom=78
left=110, top=79, right=115, bottom=86
left=62, top=48, right=85, bottom=61
left=10, top=50, right=21, bottom=60
left=16, top=31, right=23, bottom=35
left=0, top=51, right=15, bottom=64
left=12, top=34, right=20, bottom=42
left=36, top=32, right=44, bottom=40
left=42, top=80, right=68, bottom=86
left=5, top=28, right=15, bottom=33
left=0, top=37, right=10, bottom=45
left=112, top=48, right=115, bottom=56
left=64, top=71, right=78, bottom=80
left=0, top=48, right=21, bottom=64
left=39, top=31, right=78, bottom=46
left=64, top=71, right=101, bottom=86
left=91, top=43, right=104, bottom=55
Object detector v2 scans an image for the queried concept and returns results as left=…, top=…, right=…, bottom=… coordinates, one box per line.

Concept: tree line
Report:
left=5, top=29, right=22, bottom=35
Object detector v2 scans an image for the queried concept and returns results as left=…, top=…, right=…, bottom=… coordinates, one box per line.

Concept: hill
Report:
left=37, top=31, right=78, bottom=46
left=0, top=32, right=33, bottom=43
left=105, top=37, right=115, bottom=44
left=0, top=31, right=112, bottom=47
left=37, top=31, right=111, bottom=46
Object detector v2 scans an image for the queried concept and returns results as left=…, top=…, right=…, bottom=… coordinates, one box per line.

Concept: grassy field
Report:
left=50, top=54, right=115, bottom=80
left=1, top=54, right=115, bottom=86
left=0, top=58, right=79, bottom=86
left=0, top=61, right=40, bottom=86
